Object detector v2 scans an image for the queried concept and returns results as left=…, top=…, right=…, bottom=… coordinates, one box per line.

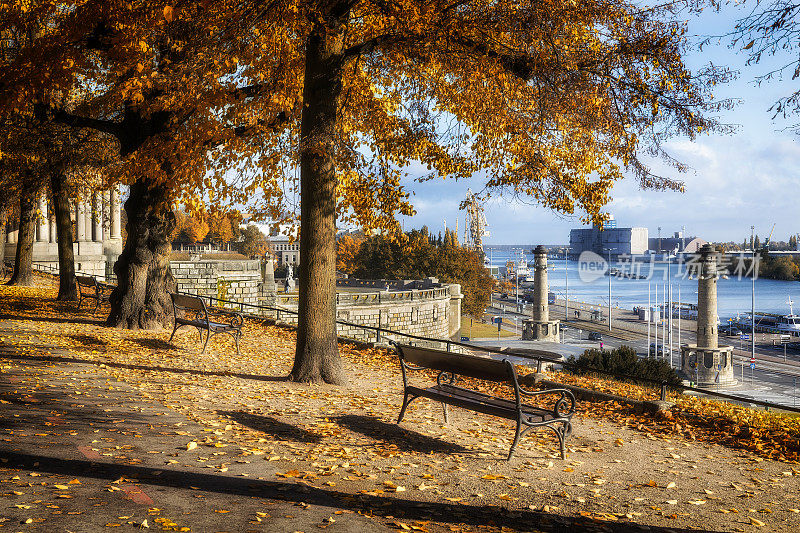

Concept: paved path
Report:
left=0, top=341, right=383, bottom=532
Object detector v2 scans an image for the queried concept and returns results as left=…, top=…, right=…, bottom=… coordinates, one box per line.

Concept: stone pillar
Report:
left=110, top=186, right=121, bottom=240
left=681, top=244, right=735, bottom=386
left=36, top=197, right=48, bottom=242
left=522, top=245, right=560, bottom=342
left=697, top=244, right=718, bottom=349
left=92, top=192, right=103, bottom=242
left=533, top=245, right=549, bottom=322
left=76, top=201, right=88, bottom=241
left=49, top=213, right=56, bottom=243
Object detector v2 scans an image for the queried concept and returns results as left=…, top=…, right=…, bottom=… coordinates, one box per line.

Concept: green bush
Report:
left=567, top=345, right=681, bottom=385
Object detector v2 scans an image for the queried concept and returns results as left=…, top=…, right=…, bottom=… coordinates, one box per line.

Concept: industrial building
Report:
left=569, top=217, right=648, bottom=258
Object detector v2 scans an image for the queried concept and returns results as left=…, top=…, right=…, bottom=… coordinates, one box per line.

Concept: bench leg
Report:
left=169, top=324, right=179, bottom=343
left=549, top=422, right=569, bottom=460
left=441, top=403, right=449, bottom=424
left=508, top=419, right=524, bottom=461
left=233, top=333, right=241, bottom=357
left=201, top=329, right=211, bottom=354
left=397, top=392, right=418, bottom=424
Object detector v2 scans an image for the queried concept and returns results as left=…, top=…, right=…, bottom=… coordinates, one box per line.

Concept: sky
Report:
left=396, top=4, right=800, bottom=246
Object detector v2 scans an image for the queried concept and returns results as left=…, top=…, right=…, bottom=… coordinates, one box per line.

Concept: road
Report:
left=484, top=295, right=800, bottom=409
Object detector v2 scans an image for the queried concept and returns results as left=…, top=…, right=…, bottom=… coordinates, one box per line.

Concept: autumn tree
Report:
left=236, top=0, right=728, bottom=384
left=336, top=234, right=364, bottom=275
left=0, top=1, right=297, bottom=327
left=237, top=225, right=269, bottom=257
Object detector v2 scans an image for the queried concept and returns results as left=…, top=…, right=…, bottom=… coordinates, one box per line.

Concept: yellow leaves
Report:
left=749, top=517, right=765, bottom=527
left=186, top=441, right=198, bottom=451
left=163, top=5, right=175, bottom=23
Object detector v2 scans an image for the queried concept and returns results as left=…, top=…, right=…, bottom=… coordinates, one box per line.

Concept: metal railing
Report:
left=20, top=261, right=800, bottom=413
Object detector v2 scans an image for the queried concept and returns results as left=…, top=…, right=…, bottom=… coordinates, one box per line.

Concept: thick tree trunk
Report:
left=50, top=170, right=77, bottom=300
left=7, top=189, right=37, bottom=286
left=106, top=179, right=176, bottom=329
left=0, top=203, right=7, bottom=268
left=290, top=22, right=348, bottom=385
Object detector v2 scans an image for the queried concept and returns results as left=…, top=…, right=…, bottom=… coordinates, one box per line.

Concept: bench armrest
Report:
left=519, top=386, right=576, bottom=418
left=208, top=309, right=244, bottom=329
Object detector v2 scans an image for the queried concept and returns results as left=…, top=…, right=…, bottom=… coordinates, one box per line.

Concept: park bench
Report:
left=169, top=293, right=244, bottom=356
left=76, top=275, right=113, bottom=313
left=394, top=343, right=576, bottom=460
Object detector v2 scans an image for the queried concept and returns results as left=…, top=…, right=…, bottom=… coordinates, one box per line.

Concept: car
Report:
left=588, top=332, right=603, bottom=341
left=649, top=343, right=666, bottom=357
left=722, top=325, right=742, bottom=336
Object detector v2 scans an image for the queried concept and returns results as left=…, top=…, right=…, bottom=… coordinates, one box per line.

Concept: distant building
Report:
left=570, top=220, right=648, bottom=258
left=269, top=234, right=299, bottom=266
left=648, top=232, right=707, bottom=254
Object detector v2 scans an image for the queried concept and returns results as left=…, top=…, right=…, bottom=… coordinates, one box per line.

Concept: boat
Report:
left=734, top=312, right=800, bottom=334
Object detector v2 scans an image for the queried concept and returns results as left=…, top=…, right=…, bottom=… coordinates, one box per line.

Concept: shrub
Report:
left=567, top=345, right=681, bottom=386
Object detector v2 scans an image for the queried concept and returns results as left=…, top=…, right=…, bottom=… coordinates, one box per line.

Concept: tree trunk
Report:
left=290, top=21, right=348, bottom=385
left=106, top=179, right=176, bottom=329
left=7, top=189, right=37, bottom=286
left=50, top=170, right=77, bottom=300
left=0, top=202, right=7, bottom=268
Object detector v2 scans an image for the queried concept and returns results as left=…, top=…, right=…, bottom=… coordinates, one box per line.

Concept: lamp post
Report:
left=565, top=250, right=569, bottom=323
left=605, top=247, right=612, bottom=332
left=752, top=225, right=756, bottom=366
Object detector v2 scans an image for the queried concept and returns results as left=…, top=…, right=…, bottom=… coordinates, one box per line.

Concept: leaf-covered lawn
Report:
left=1, top=277, right=799, bottom=532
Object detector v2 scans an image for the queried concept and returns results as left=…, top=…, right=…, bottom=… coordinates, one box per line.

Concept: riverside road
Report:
left=485, top=296, right=800, bottom=409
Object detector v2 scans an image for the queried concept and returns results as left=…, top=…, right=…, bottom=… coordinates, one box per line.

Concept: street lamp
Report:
left=608, top=249, right=613, bottom=332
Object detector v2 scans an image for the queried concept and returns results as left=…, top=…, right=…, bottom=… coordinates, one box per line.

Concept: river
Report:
left=484, top=247, right=800, bottom=320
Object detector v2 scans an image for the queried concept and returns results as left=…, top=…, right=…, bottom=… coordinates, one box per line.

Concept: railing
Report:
left=21, top=261, right=800, bottom=414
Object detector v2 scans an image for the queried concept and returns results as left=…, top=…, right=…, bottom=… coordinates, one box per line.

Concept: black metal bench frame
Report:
left=395, top=343, right=576, bottom=460
left=169, top=293, right=244, bottom=356
left=76, top=275, right=113, bottom=313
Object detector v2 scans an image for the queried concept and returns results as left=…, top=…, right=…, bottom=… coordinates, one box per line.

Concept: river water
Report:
left=484, top=247, right=800, bottom=320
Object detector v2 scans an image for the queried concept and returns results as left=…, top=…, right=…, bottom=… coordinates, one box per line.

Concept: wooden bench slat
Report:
left=398, top=345, right=511, bottom=382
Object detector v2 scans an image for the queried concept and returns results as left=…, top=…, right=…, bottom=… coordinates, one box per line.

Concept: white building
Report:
left=269, top=234, right=299, bottom=266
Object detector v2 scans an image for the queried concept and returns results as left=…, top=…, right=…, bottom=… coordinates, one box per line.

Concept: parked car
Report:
left=588, top=332, right=603, bottom=341
left=721, top=325, right=742, bottom=336
left=649, top=343, right=666, bottom=357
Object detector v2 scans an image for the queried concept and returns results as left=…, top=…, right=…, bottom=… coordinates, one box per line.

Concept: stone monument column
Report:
left=36, top=197, right=48, bottom=242
left=681, top=244, right=735, bottom=386
left=522, top=245, right=560, bottom=341
left=110, top=186, right=121, bottom=240
left=76, top=201, right=88, bottom=241
left=92, top=192, right=103, bottom=242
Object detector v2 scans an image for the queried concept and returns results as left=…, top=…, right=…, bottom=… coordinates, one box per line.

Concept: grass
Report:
left=459, top=316, right=516, bottom=339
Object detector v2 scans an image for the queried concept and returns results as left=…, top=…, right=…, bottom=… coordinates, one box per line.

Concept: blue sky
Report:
left=397, top=4, right=800, bottom=246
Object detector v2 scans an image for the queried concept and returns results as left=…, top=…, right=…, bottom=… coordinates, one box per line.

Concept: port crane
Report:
left=763, top=223, right=776, bottom=249
left=462, top=189, right=489, bottom=252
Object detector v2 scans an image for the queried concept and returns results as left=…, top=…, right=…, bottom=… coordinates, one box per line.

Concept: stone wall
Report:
left=170, top=260, right=262, bottom=308
left=266, top=283, right=462, bottom=342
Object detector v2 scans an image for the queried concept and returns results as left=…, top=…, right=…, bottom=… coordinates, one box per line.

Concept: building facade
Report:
left=268, top=234, right=300, bottom=266
left=3, top=187, right=123, bottom=278
left=569, top=223, right=648, bottom=258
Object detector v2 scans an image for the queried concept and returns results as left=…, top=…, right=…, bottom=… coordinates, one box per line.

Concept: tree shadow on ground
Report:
left=0, top=313, right=105, bottom=326
left=334, top=414, right=469, bottom=454
left=220, top=411, right=322, bottom=443
left=0, top=449, right=719, bottom=533
left=0, top=351, right=287, bottom=383
left=130, top=338, right=177, bottom=350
